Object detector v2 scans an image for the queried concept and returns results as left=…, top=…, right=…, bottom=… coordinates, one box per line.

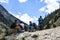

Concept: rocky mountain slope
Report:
left=54, top=18, right=60, bottom=26
left=5, top=26, right=60, bottom=40
left=0, top=4, right=27, bottom=27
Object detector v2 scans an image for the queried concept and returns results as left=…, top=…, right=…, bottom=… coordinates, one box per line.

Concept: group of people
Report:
left=29, top=16, right=44, bottom=32
left=10, top=20, right=25, bottom=33
left=10, top=16, right=44, bottom=33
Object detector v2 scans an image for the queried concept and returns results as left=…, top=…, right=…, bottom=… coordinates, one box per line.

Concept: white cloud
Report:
left=0, top=0, right=9, bottom=3
left=19, top=13, right=34, bottom=24
left=40, top=0, right=44, bottom=2
left=39, top=0, right=60, bottom=14
left=13, top=13, right=38, bottom=25
left=13, top=13, right=34, bottom=24
left=44, top=0, right=57, bottom=4
left=32, top=16, right=38, bottom=25
left=39, top=7, right=46, bottom=11
left=19, top=14, right=38, bottom=25
left=46, top=3, right=59, bottom=13
left=9, top=11, right=38, bottom=25
left=18, top=0, right=27, bottom=3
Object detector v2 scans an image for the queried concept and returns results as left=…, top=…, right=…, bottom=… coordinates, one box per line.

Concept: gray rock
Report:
left=16, top=26, right=60, bottom=40
left=0, top=23, right=7, bottom=40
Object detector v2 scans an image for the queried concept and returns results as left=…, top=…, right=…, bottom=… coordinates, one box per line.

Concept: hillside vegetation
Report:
left=44, top=9, right=60, bottom=29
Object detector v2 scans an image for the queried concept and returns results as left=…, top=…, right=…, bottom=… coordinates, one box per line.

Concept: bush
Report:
left=53, top=24, right=56, bottom=28
left=46, top=23, right=51, bottom=29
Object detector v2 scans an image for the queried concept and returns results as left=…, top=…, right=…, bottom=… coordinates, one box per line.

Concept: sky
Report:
left=0, top=0, right=60, bottom=25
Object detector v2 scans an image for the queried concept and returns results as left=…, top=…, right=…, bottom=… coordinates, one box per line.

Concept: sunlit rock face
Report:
left=16, top=26, right=60, bottom=40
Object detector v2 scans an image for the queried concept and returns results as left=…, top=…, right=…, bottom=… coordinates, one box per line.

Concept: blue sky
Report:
left=0, top=0, right=60, bottom=24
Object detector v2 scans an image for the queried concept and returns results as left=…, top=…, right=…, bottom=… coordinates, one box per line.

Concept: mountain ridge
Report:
left=0, top=4, right=28, bottom=27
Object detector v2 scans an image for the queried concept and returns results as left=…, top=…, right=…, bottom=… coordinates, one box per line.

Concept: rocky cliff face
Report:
left=5, top=26, right=60, bottom=40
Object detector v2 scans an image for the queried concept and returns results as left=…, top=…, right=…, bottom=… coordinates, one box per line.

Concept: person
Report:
left=38, top=16, right=43, bottom=30
left=19, top=22, right=25, bottom=32
left=32, top=23, right=37, bottom=31
left=24, top=25, right=28, bottom=31
left=10, top=20, right=17, bottom=29
left=10, top=20, right=17, bottom=34
left=29, top=21, right=33, bottom=32
left=15, top=23, right=21, bottom=33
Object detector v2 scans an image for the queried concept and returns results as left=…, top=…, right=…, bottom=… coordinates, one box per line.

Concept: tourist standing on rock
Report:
left=29, top=21, right=33, bottom=32
left=38, top=16, right=43, bottom=30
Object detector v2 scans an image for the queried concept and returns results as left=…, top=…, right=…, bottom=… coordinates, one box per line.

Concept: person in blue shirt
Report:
left=38, top=16, right=43, bottom=30
left=29, top=21, right=33, bottom=32
left=32, top=23, right=37, bottom=31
